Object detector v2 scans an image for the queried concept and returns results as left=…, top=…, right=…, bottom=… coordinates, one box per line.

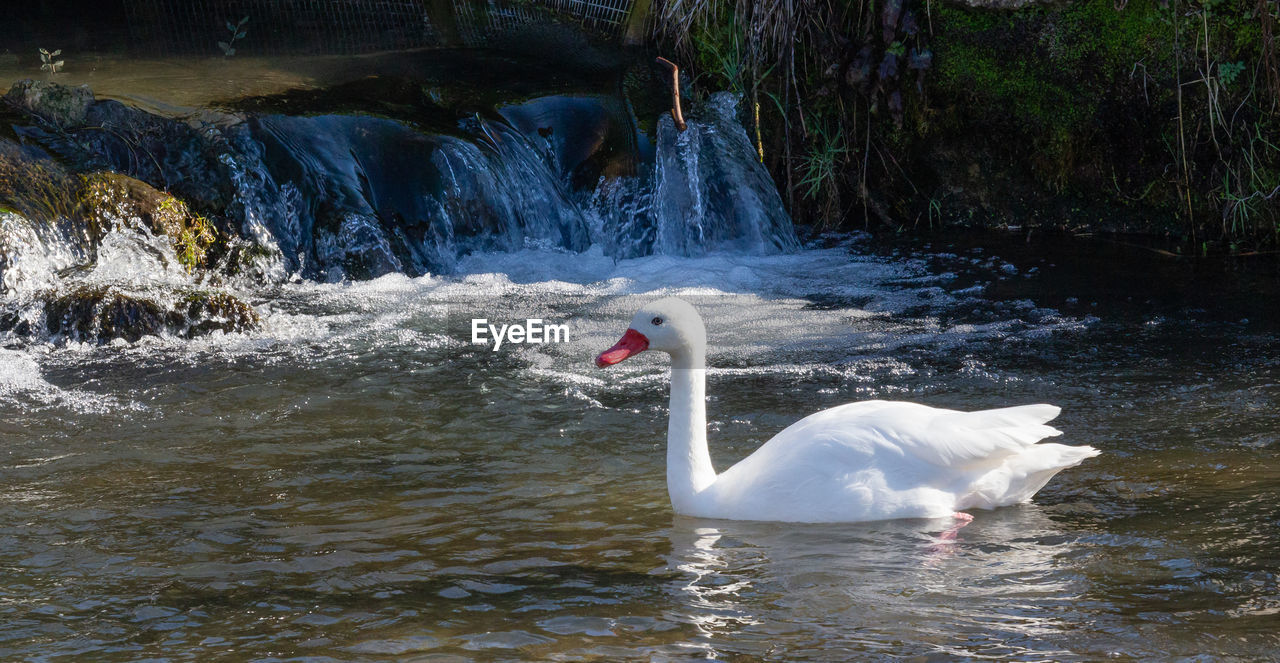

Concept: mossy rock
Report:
left=40, top=285, right=258, bottom=343
left=0, top=141, right=82, bottom=225
left=173, top=290, right=260, bottom=337
left=43, top=285, right=169, bottom=342
left=3, top=138, right=226, bottom=273
left=4, top=79, right=94, bottom=128
left=3, top=81, right=238, bottom=217
left=79, top=172, right=220, bottom=272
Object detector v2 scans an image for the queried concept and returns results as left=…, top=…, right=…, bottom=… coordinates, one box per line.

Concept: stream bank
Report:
left=656, top=0, right=1280, bottom=251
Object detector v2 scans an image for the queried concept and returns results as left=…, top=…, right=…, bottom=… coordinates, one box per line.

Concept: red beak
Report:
left=596, top=328, right=649, bottom=367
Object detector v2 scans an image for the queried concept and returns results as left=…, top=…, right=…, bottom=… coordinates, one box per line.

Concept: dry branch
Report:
left=655, top=57, right=687, bottom=131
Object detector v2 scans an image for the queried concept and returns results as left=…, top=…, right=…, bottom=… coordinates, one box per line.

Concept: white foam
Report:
left=0, top=347, right=138, bottom=414
left=86, top=226, right=192, bottom=287
left=1, top=212, right=90, bottom=296
left=3, top=241, right=1091, bottom=411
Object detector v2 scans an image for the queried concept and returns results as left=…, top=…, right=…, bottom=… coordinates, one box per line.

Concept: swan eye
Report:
left=651, top=317, right=664, bottom=326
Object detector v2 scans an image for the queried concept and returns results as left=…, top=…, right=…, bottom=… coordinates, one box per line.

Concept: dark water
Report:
left=2, top=235, right=1278, bottom=661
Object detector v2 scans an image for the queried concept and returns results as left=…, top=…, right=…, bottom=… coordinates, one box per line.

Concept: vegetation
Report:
left=38, top=48, right=63, bottom=76
left=654, top=0, right=1280, bottom=251
left=2, top=148, right=256, bottom=343
left=0, top=143, right=81, bottom=223
left=79, top=173, right=223, bottom=272
left=218, top=16, right=250, bottom=57
left=2, top=147, right=224, bottom=274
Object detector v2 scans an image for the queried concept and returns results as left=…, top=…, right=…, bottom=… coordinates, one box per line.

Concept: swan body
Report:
left=596, top=297, right=1099, bottom=523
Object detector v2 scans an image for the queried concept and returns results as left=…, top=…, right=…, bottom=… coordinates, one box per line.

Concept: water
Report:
left=2, top=234, right=1279, bottom=660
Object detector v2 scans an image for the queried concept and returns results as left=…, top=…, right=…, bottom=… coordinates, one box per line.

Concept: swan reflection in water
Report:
left=660, top=506, right=1097, bottom=659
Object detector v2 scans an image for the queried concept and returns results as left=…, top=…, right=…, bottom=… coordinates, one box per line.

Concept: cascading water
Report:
left=238, top=90, right=797, bottom=276
left=246, top=113, right=596, bottom=279
left=652, top=92, right=798, bottom=256
left=0, top=75, right=798, bottom=344
left=592, top=93, right=799, bottom=259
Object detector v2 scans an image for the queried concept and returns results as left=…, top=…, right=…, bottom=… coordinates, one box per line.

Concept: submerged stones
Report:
left=2, top=285, right=259, bottom=344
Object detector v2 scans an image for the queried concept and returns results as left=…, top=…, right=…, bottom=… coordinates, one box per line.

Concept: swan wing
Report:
left=748, top=400, right=1063, bottom=469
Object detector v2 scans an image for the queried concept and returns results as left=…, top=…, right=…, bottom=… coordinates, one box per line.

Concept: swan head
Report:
left=596, top=297, right=706, bottom=368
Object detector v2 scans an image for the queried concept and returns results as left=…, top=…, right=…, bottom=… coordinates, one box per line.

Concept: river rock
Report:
left=36, top=285, right=259, bottom=343
left=2, top=142, right=224, bottom=274
left=0, top=141, right=82, bottom=223
left=4, top=79, right=94, bottom=128
left=80, top=172, right=222, bottom=272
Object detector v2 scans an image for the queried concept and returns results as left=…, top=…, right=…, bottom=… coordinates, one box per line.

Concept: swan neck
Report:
left=667, top=366, right=716, bottom=509
left=669, top=343, right=704, bottom=370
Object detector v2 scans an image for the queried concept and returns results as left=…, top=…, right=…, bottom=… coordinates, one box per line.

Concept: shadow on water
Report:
left=875, top=230, right=1280, bottom=329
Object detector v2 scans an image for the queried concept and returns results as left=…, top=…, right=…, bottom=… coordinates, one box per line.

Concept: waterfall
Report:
left=594, top=92, right=799, bottom=259
left=247, top=113, right=593, bottom=280
left=0, top=82, right=799, bottom=343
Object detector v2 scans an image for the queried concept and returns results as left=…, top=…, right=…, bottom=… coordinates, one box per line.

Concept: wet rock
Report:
left=37, top=285, right=258, bottom=343
left=43, top=285, right=169, bottom=342
left=172, top=290, right=259, bottom=338
left=0, top=305, right=35, bottom=337
left=0, top=141, right=83, bottom=225
left=4, top=80, right=94, bottom=128
left=2, top=142, right=225, bottom=275
left=79, top=172, right=220, bottom=272
left=3, top=84, right=240, bottom=217
left=73, top=99, right=239, bottom=213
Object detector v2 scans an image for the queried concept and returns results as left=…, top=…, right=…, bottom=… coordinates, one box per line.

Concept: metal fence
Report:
left=123, top=0, right=637, bottom=55
left=543, top=0, right=631, bottom=29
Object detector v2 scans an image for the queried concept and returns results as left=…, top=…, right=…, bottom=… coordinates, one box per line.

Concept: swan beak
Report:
left=596, top=328, right=649, bottom=367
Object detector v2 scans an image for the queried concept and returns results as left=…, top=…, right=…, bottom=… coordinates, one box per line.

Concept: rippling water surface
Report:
left=2, top=235, right=1279, bottom=661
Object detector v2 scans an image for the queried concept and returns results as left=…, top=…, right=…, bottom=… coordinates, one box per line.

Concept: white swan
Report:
left=595, top=297, right=1099, bottom=523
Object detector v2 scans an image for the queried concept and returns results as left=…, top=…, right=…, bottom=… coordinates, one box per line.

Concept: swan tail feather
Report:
left=956, top=442, right=1100, bottom=510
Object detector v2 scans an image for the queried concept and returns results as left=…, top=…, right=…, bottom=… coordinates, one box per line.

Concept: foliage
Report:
left=155, top=196, right=217, bottom=272
left=218, top=16, right=250, bottom=57
left=39, top=48, right=63, bottom=76
left=0, top=144, right=81, bottom=223
left=798, top=118, right=848, bottom=221
left=1218, top=60, right=1245, bottom=86
left=80, top=173, right=222, bottom=272
left=655, top=0, right=1280, bottom=250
